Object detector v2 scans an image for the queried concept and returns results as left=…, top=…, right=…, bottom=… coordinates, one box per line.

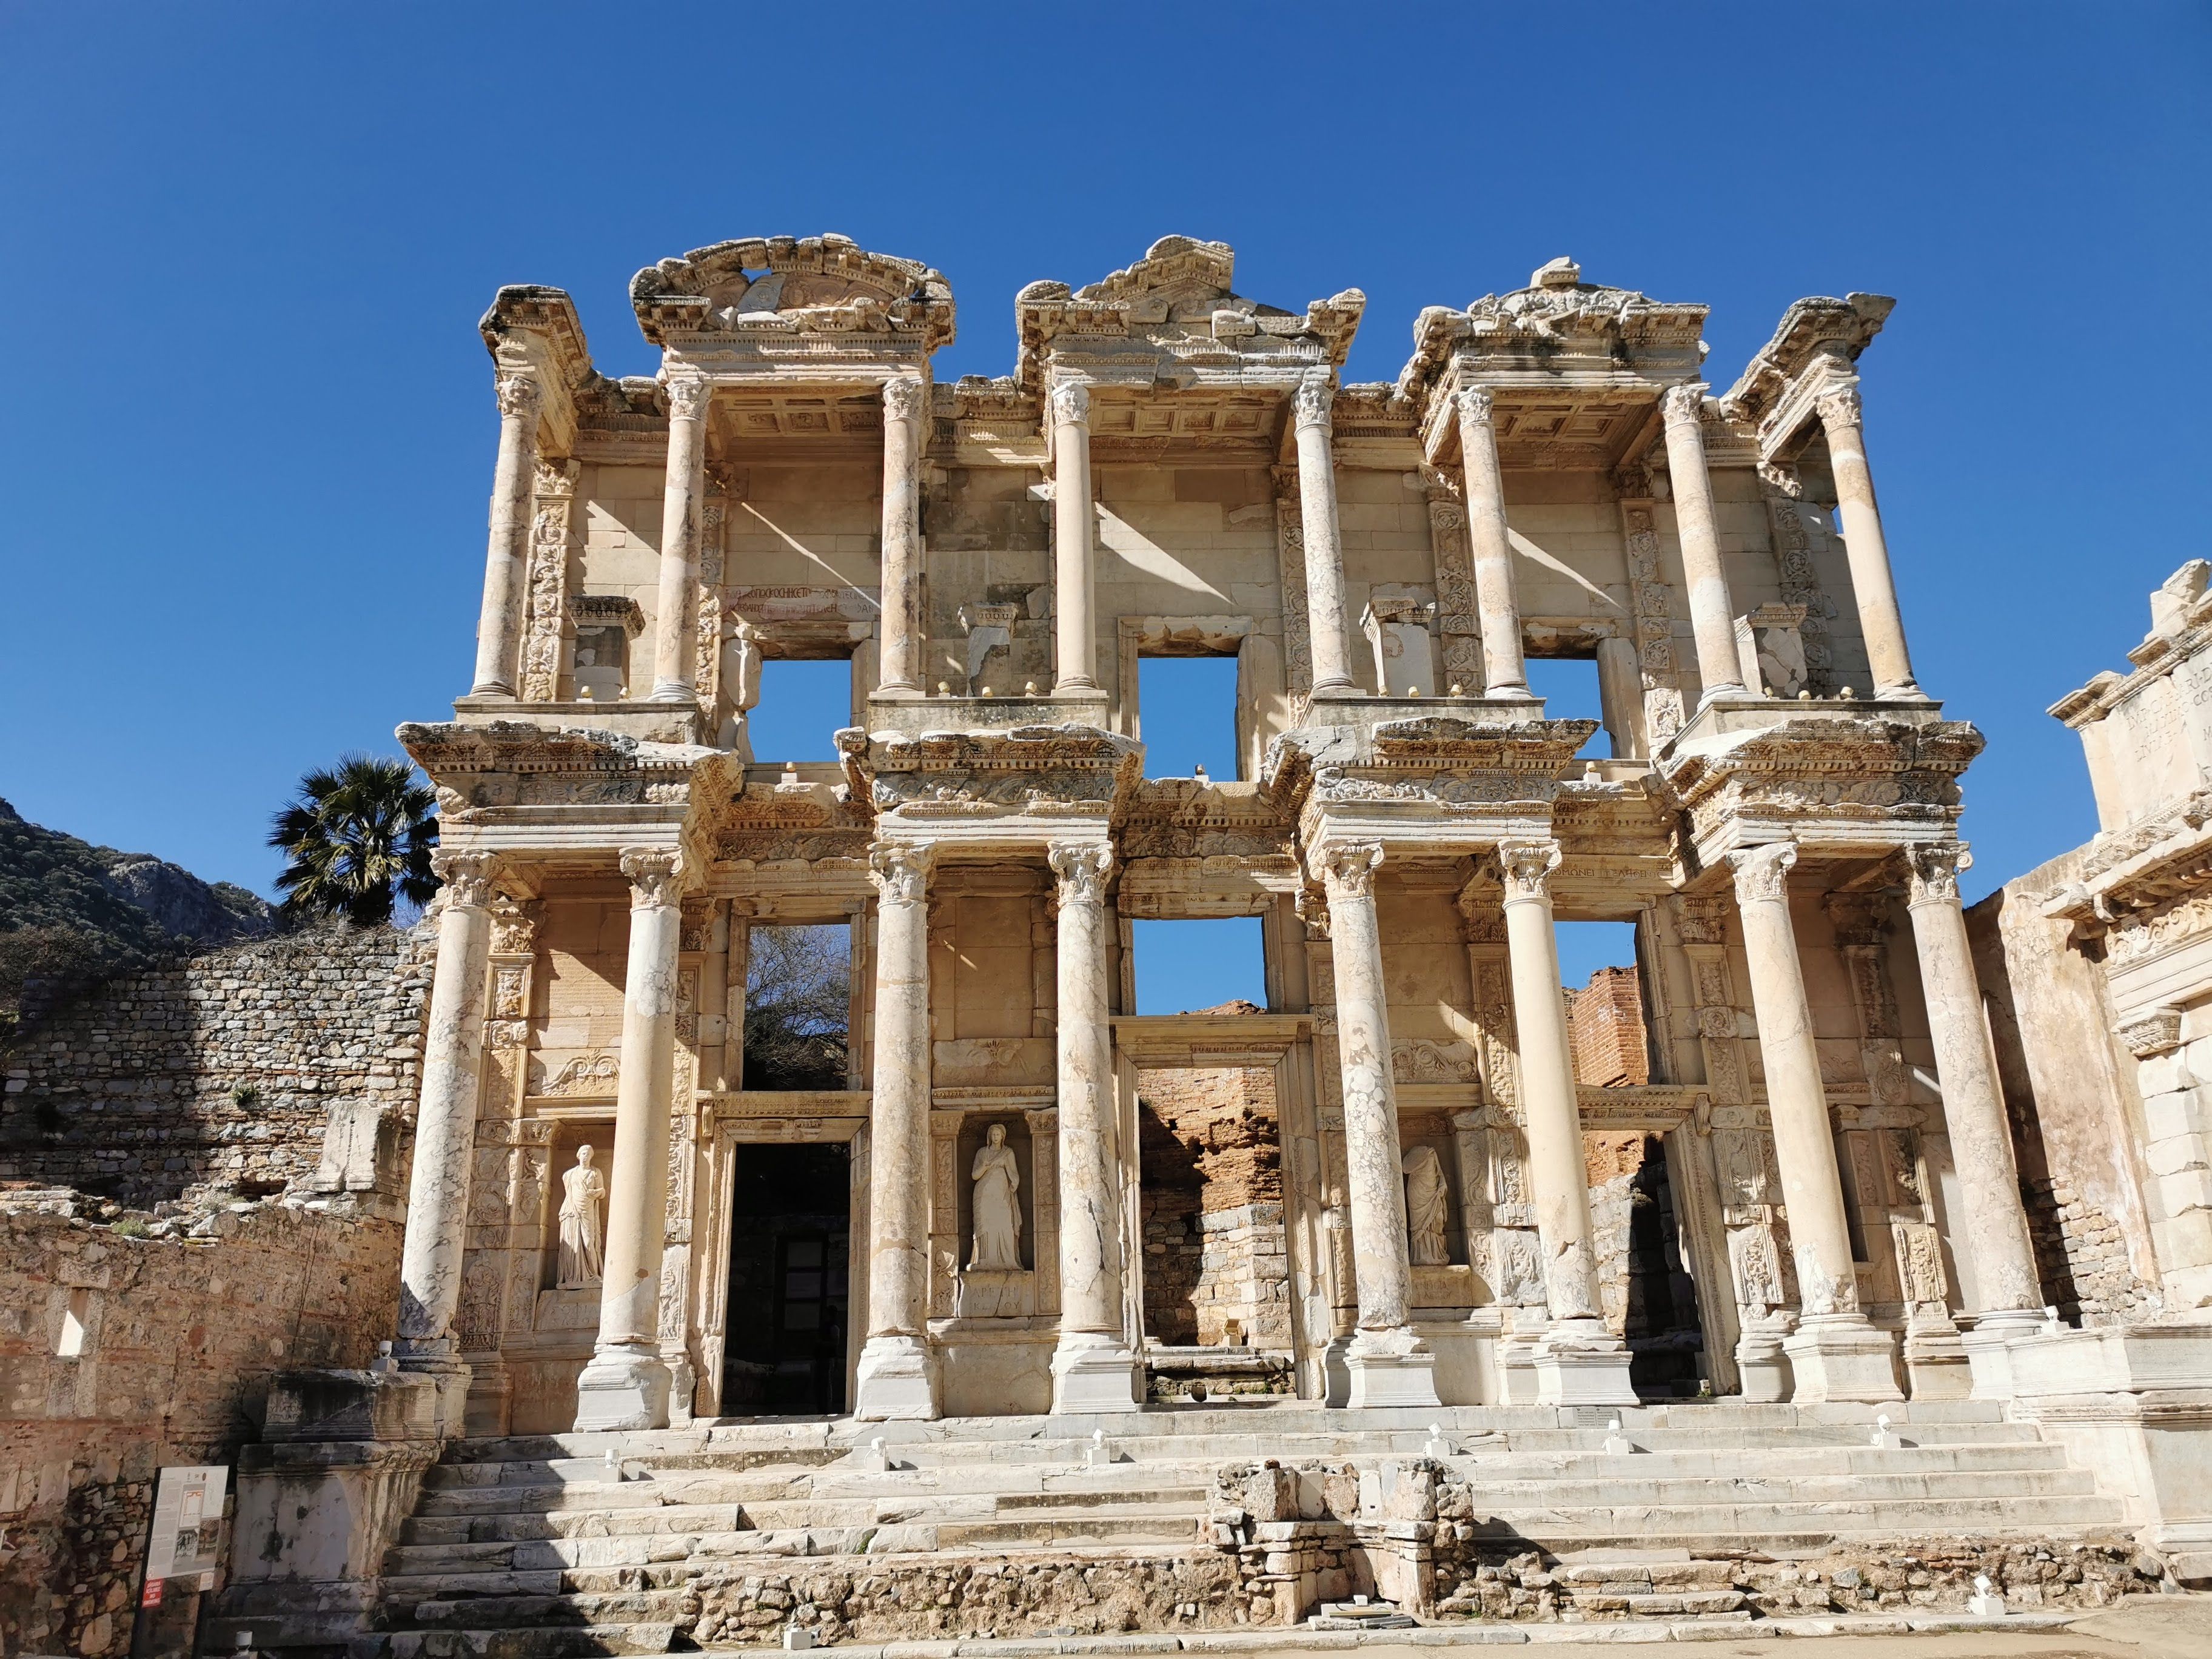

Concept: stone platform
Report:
left=207, top=1399, right=2168, bottom=1656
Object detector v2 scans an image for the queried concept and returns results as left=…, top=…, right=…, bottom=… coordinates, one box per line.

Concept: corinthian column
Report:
left=649, top=376, right=712, bottom=702
left=854, top=841, right=940, bottom=1419
left=876, top=375, right=926, bottom=697
left=1292, top=373, right=1355, bottom=694
left=1903, top=843, right=2045, bottom=1369
left=1048, top=381, right=1100, bottom=695
left=1048, top=841, right=1139, bottom=1412
left=469, top=375, right=542, bottom=697
left=1817, top=383, right=1922, bottom=700
left=395, top=851, right=500, bottom=1430
left=1455, top=389, right=1530, bottom=698
left=1496, top=839, right=1636, bottom=1405
left=1314, top=840, right=1439, bottom=1408
left=574, top=848, right=686, bottom=1430
left=1660, top=383, right=1747, bottom=704
left=1729, top=843, right=1901, bottom=1402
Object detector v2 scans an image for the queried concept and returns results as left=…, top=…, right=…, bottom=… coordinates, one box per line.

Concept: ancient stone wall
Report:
left=1569, top=965, right=1648, bottom=1087
left=0, top=1191, right=403, bottom=1658
left=0, top=923, right=433, bottom=1208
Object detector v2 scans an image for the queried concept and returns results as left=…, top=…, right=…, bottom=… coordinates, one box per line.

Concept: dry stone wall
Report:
left=0, top=1192, right=403, bottom=1659
left=0, top=922, right=433, bottom=1208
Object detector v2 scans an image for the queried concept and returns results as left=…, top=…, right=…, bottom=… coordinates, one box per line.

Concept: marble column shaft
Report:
left=1817, top=383, right=1921, bottom=699
left=1455, top=388, right=1530, bottom=697
left=1316, top=842, right=1413, bottom=1330
left=1496, top=840, right=1607, bottom=1326
left=1049, top=842, right=1123, bottom=1336
left=590, top=850, right=686, bottom=1358
left=1660, top=383, right=1747, bottom=703
left=396, top=852, right=500, bottom=1357
left=1905, top=843, right=2043, bottom=1319
left=469, top=375, right=541, bottom=697
left=1728, top=843, right=1861, bottom=1316
left=1049, top=382, right=1099, bottom=693
left=877, top=375, right=926, bottom=695
left=1292, top=374, right=1355, bottom=694
left=650, top=377, right=712, bottom=702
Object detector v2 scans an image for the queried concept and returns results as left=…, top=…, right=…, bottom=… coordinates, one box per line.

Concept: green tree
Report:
left=269, top=755, right=439, bottom=927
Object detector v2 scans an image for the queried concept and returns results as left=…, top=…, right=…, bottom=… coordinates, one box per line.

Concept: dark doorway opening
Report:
left=1622, top=1135, right=1705, bottom=1397
left=721, top=1142, right=850, bottom=1416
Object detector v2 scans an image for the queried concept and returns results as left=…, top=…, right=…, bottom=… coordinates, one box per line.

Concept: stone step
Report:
left=401, top=1503, right=746, bottom=1545
left=381, top=1623, right=676, bottom=1659
left=1455, top=1466, right=2100, bottom=1507
left=1479, top=1492, right=2127, bottom=1536
left=400, top=1591, right=692, bottom=1632
left=931, top=1514, right=1207, bottom=1548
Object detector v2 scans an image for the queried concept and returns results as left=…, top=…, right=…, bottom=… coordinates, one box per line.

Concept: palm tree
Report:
left=269, top=755, right=440, bottom=927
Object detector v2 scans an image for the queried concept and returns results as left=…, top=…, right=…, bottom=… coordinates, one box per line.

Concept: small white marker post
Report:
left=1968, top=1574, right=2007, bottom=1617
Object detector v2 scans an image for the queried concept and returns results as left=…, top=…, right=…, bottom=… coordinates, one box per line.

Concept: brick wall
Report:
left=1567, top=966, right=1647, bottom=1087
left=0, top=1193, right=403, bottom=1658
left=0, top=922, right=432, bottom=1208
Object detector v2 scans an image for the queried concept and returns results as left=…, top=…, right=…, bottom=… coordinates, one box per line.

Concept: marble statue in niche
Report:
left=557, top=1144, right=606, bottom=1288
left=968, top=1122, right=1024, bottom=1271
left=1403, top=1144, right=1451, bottom=1266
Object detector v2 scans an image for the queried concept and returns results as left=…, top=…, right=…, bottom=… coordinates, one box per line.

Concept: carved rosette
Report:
left=1815, top=383, right=1863, bottom=432
left=883, top=374, right=927, bottom=424
left=620, top=847, right=685, bottom=909
left=1046, top=380, right=1090, bottom=429
left=868, top=840, right=933, bottom=907
left=1291, top=372, right=1334, bottom=432
left=521, top=460, right=579, bottom=702
left=1904, top=842, right=1968, bottom=907
left=494, top=374, right=542, bottom=421
left=1728, top=841, right=1797, bottom=905
left=1312, top=840, right=1384, bottom=902
left=433, top=850, right=500, bottom=911
left=1660, top=381, right=1709, bottom=429
left=666, top=375, right=712, bottom=422
left=1047, top=841, right=1114, bottom=908
left=1495, top=839, right=1562, bottom=905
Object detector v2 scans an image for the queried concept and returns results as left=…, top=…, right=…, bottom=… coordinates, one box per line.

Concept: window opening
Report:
left=744, top=924, right=851, bottom=1090
left=1557, top=922, right=1647, bottom=1088
left=57, top=1287, right=90, bottom=1358
left=748, top=659, right=853, bottom=763
left=1131, top=917, right=1265, bottom=1015
left=1524, top=655, right=1603, bottom=751
left=1137, top=657, right=1240, bottom=782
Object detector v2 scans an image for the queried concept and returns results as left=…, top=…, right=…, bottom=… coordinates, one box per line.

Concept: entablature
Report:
left=1720, top=292, right=1895, bottom=466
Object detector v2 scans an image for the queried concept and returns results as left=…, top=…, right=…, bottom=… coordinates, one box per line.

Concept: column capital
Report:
left=1292, top=371, right=1335, bottom=431
left=1815, top=381, right=1863, bottom=432
left=664, top=375, right=713, bottom=422
left=1495, top=838, right=1562, bottom=904
left=619, top=846, right=685, bottom=908
left=882, top=374, right=927, bottom=424
left=1729, top=841, right=1798, bottom=904
left=1453, top=385, right=1495, bottom=427
left=868, top=840, right=934, bottom=905
left=1312, top=839, right=1384, bottom=899
left=1904, top=842, right=1969, bottom=907
left=1047, top=840, right=1114, bottom=906
left=1047, top=379, right=1090, bottom=428
left=1661, top=381, right=1710, bottom=429
left=494, top=373, right=543, bottom=421
left=432, top=850, right=502, bottom=911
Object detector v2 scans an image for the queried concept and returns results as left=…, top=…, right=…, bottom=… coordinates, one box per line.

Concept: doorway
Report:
left=720, top=1142, right=850, bottom=1416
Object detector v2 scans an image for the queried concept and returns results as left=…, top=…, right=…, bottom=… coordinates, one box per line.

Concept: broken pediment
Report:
left=630, top=233, right=956, bottom=351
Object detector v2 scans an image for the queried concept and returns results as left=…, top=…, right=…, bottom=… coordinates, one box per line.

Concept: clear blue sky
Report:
left=3, top=5, right=2205, bottom=1004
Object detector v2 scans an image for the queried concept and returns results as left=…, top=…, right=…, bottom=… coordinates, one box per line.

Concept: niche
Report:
left=954, top=1113, right=1035, bottom=1319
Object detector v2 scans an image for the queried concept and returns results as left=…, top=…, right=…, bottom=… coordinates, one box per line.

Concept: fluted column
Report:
left=1496, top=839, right=1636, bottom=1405
left=396, top=851, right=499, bottom=1429
left=1660, top=383, right=1748, bottom=703
left=854, top=840, right=940, bottom=1419
left=469, top=375, right=541, bottom=697
left=1817, top=383, right=1922, bottom=699
left=573, top=848, right=686, bottom=1430
left=1048, top=381, right=1100, bottom=695
left=1048, top=841, right=1140, bottom=1412
left=876, top=375, right=926, bottom=697
left=1904, top=844, right=2044, bottom=1346
left=1314, top=840, right=1439, bottom=1408
left=649, top=376, right=712, bottom=702
left=1455, top=389, right=1530, bottom=697
left=1729, top=843, right=1901, bottom=1402
left=1293, top=373, right=1355, bottom=694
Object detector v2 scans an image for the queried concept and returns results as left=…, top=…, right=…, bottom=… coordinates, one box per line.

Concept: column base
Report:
left=1532, top=1322, right=1638, bottom=1407
left=1321, top=1335, right=1353, bottom=1407
left=1903, top=1320, right=1974, bottom=1401
left=1345, top=1326, right=1441, bottom=1410
left=1050, top=1333, right=1142, bottom=1415
left=1783, top=1315, right=1903, bottom=1404
left=1961, top=1309, right=2048, bottom=1401
left=853, top=1334, right=941, bottom=1421
left=393, top=1341, right=474, bottom=1439
left=572, top=1342, right=672, bottom=1432
left=1736, top=1321, right=1795, bottom=1403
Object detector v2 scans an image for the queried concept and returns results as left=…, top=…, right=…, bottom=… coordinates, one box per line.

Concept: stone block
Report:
left=2159, top=1168, right=2212, bottom=1217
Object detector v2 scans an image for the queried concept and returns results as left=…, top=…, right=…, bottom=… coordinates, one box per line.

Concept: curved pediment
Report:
left=631, top=233, right=955, bottom=351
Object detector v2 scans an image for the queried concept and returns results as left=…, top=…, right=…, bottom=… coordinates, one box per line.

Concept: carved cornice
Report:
left=398, top=719, right=731, bottom=814
left=1720, top=292, right=1893, bottom=461
left=630, top=233, right=955, bottom=352
left=1658, top=716, right=1983, bottom=854
left=844, top=722, right=1144, bottom=828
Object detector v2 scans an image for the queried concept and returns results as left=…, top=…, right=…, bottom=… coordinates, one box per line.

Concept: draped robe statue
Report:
left=557, top=1144, right=606, bottom=1288
left=968, top=1123, right=1023, bottom=1271
left=1402, top=1143, right=1451, bottom=1266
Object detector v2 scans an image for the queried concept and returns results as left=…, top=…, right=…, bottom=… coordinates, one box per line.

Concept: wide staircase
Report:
left=227, top=1400, right=2133, bottom=1655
